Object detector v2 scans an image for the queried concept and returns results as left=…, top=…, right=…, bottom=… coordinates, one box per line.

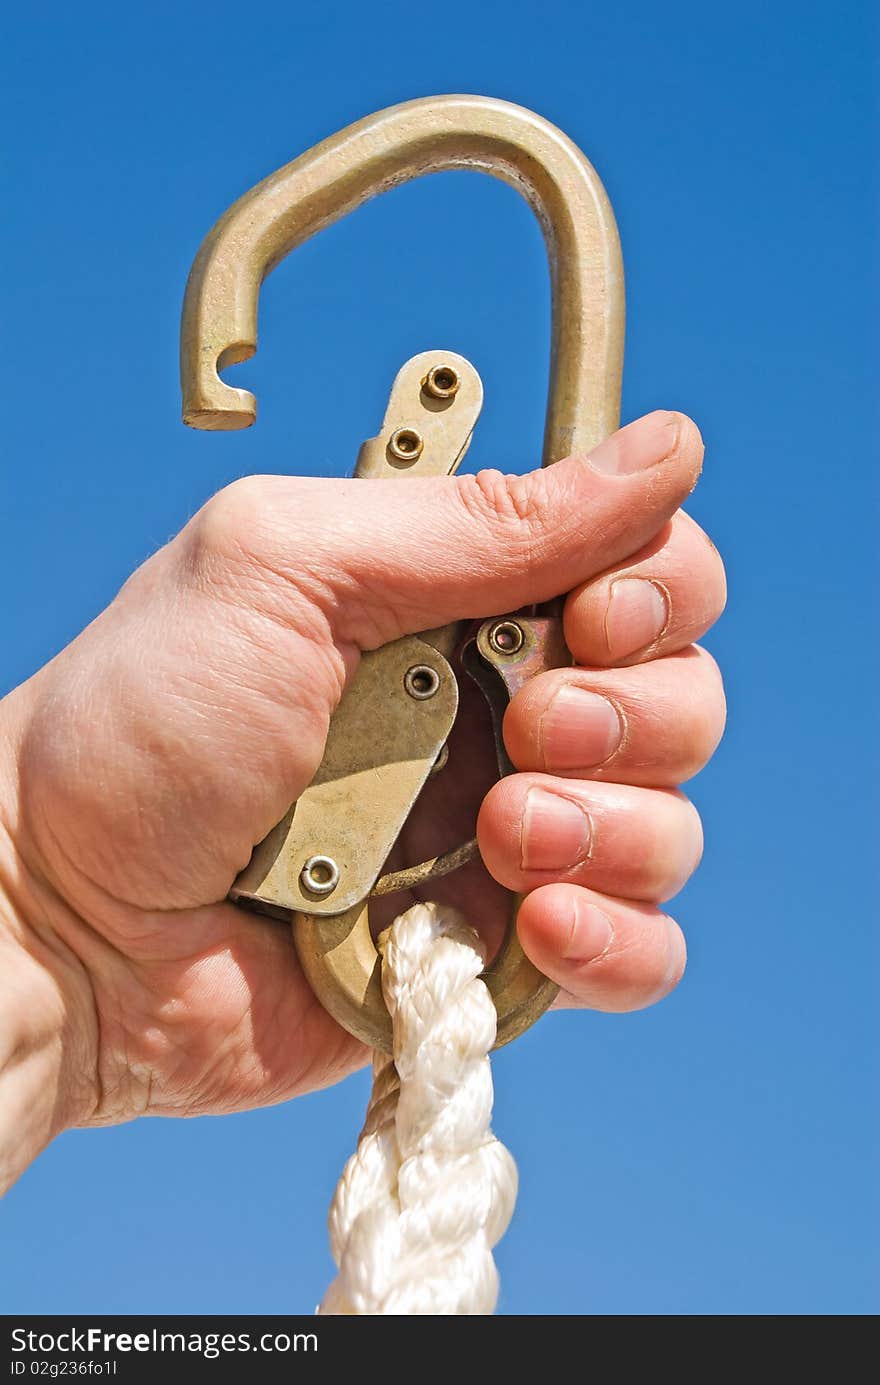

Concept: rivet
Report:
left=388, top=427, right=424, bottom=463
left=487, top=619, right=525, bottom=655
left=300, top=855, right=340, bottom=897
left=423, top=364, right=461, bottom=400
left=404, top=664, right=440, bottom=700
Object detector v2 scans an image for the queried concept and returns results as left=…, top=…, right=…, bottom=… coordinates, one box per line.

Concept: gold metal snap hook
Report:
left=180, top=95, right=625, bottom=1053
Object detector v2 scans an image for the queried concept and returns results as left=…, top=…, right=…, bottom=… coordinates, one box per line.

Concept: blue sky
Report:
left=1, top=0, right=875, bottom=1315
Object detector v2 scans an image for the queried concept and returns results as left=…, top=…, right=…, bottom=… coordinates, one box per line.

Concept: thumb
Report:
left=199, top=410, right=703, bottom=650
left=301, top=410, right=705, bottom=646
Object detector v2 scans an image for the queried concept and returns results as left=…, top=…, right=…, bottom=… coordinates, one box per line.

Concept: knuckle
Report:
left=455, top=469, right=551, bottom=559
left=191, top=475, right=273, bottom=567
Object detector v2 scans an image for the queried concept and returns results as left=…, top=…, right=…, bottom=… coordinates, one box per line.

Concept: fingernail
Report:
left=586, top=411, right=680, bottom=475
left=539, top=686, right=622, bottom=770
left=604, top=578, right=669, bottom=658
left=521, top=787, right=592, bottom=871
left=562, top=897, right=614, bottom=963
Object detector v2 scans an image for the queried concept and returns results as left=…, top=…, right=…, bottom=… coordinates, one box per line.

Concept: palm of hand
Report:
left=14, top=555, right=507, bottom=1122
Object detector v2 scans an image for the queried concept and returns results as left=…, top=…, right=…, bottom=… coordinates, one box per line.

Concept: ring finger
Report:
left=503, top=645, right=726, bottom=786
left=477, top=775, right=703, bottom=903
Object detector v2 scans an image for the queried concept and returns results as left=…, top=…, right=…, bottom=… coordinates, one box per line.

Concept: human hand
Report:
left=0, top=410, right=725, bottom=1189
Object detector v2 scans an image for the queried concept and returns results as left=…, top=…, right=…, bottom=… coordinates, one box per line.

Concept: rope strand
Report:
left=319, top=902, right=517, bottom=1315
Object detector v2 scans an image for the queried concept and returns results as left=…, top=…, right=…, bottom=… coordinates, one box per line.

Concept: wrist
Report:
left=0, top=693, right=98, bottom=1193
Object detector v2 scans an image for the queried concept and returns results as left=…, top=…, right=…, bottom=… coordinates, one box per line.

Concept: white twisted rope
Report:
left=319, top=902, right=518, bottom=1315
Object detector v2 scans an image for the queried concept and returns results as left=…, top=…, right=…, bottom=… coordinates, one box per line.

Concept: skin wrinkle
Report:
left=182, top=496, right=357, bottom=689
left=453, top=470, right=575, bottom=595
left=160, top=652, right=330, bottom=761
left=184, top=557, right=352, bottom=706
left=1, top=784, right=321, bottom=1123
left=28, top=756, right=184, bottom=916
left=90, top=921, right=363, bottom=1118
left=153, top=1000, right=253, bottom=1112
left=323, top=505, right=465, bottom=642
left=0, top=844, right=102, bottom=1132
left=22, top=613, right=336, bottom=911
left=0, top=793, right=95, bottom=987
left=328, top=559, right=423, bottom=649
left=187, top=476, right=403, bottom=655
left=5, top=832, right=134, bottom=1121
left=247, top=536, right=394, bottom=655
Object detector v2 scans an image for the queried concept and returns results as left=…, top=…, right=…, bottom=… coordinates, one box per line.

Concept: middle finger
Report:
left=503, top=645, right=726, bottom=787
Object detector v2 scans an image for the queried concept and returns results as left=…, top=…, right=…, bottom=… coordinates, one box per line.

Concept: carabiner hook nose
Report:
left=181, top=95, right=625, bottom=1052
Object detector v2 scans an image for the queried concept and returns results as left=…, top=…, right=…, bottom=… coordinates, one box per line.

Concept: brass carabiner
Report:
left=180, top=95, right=625, bottom=1052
